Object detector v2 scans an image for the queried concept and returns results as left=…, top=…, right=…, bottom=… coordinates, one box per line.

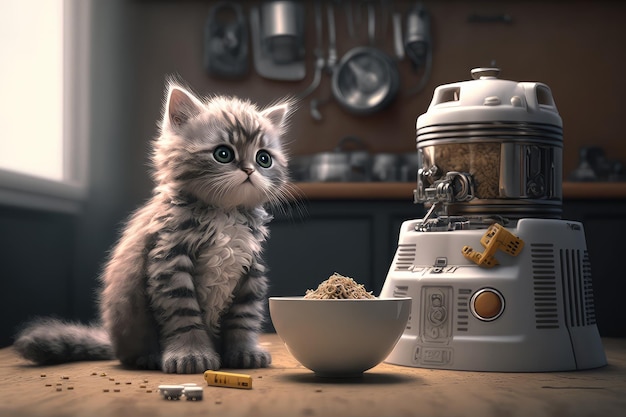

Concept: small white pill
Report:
left=158, top=384, right=184, bottom=400
left=183, top=386, right=203, bottom=401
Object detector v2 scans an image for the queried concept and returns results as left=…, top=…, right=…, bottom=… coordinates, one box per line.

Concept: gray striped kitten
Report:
left=14, top=79, right=293, bottom=373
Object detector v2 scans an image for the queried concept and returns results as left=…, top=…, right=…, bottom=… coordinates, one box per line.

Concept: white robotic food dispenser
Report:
left=380, top=68, right=607, bottom=371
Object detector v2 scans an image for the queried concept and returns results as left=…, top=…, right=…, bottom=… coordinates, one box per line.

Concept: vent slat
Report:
left=393, top=244, right=416, bottom=272
left=559, top=249, right=597, bottom=327
left=531, top=243, right=560, bottom=329
left=393, top=285, right=409, bottom=298
left=456, top=289, right=471, bottom=332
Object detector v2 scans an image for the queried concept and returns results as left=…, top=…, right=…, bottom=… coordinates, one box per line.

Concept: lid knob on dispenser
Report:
left=470, top=67, right=500, bottom=79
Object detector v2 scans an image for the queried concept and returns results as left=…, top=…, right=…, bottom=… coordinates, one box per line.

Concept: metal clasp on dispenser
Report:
left=415, top=170, right=475, bottom=205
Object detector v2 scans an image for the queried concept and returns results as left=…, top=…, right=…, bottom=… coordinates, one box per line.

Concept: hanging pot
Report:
left=330, top=2, right=399, bottom=115
left=331, top=46, right=399, bottom=115
left=204, top=2, right=249, bottom=78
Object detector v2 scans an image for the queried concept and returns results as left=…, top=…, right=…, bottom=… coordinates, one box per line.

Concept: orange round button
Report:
left=471, top=289, right=504, bottom=321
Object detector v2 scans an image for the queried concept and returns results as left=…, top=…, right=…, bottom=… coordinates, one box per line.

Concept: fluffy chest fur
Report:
left=192, top=206, right=268, bottom=327
left=148, top=196, right=270, bottom=332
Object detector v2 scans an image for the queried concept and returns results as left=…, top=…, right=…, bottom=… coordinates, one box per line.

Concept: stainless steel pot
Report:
left=331, top=47, right=399, bottom=115
left=331, top=3, right=399, bottom=115
left=371, top=153, right=400, bottom=182
left=308, top=137, right=373, bottom=182
left=309, top=152, right=351, bottom=182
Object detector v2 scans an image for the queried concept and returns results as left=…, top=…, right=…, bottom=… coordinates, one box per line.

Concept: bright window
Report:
left=0, top=0, right=89, bottom=213
left=0, top=0, right=64, bottom=180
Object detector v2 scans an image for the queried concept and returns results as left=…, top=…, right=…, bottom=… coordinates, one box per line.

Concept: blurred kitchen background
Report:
left=1, top=0, right=626, bottom=347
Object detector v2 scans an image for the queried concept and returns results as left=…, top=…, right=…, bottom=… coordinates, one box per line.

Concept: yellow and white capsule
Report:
left=203, top=370, right=252, bottom=389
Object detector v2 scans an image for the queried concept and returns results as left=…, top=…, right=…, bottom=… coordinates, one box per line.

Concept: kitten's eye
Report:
left=256, top=150, right=272, bottom=168
left=213, top=145, right=235, bottom=164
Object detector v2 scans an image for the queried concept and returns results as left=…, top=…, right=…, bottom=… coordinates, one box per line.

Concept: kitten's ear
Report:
left=261, top=102, right=290, bottom=129
left=164, top=85, right=203, bottom=130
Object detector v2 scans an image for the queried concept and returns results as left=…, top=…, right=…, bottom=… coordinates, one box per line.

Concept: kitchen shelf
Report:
left=292, top=182, right=414, bottom=200
left=562, top=181, right=626, bottom=199
left=291, top=182, right=626, bottom=200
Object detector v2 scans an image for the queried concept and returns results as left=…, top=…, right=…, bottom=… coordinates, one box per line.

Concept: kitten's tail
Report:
left=13, top=318, right=114, bottom=365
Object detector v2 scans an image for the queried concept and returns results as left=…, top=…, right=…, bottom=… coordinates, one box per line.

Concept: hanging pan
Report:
left=331, top=2, right=399, bottom=115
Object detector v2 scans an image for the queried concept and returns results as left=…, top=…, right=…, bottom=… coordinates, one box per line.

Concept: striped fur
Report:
left=14, top=79, right=295, bottom=373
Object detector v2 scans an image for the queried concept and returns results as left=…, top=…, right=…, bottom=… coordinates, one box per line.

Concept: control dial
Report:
left=470, top=288, right=504, bottom=321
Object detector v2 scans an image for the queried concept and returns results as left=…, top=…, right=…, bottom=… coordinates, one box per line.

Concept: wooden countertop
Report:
left=291, top=181, right=626, bottom=200
left=1, top=334, right=625, bottom=417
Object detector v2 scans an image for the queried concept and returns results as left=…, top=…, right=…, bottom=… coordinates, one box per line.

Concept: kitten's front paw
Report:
left=222, top=347, right=271, bottom=369
left=162, top=348, right=220, bottom=374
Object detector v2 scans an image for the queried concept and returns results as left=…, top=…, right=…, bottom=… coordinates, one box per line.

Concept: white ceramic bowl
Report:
left=269, top=297, right=411, bottom=377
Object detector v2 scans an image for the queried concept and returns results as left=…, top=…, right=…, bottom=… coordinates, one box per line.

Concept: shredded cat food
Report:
left=425, top=142, right=501, bottom=199
left=304, top=273, right=375, bottom=299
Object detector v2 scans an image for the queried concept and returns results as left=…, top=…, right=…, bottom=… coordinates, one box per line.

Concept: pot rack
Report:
left=206, top=1, right=433, bottom=121
left=297, top=1, right=433, bottom=121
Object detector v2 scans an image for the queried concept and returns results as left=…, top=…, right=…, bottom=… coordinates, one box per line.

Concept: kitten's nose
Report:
left=241, top=166, right=255, bottom=176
